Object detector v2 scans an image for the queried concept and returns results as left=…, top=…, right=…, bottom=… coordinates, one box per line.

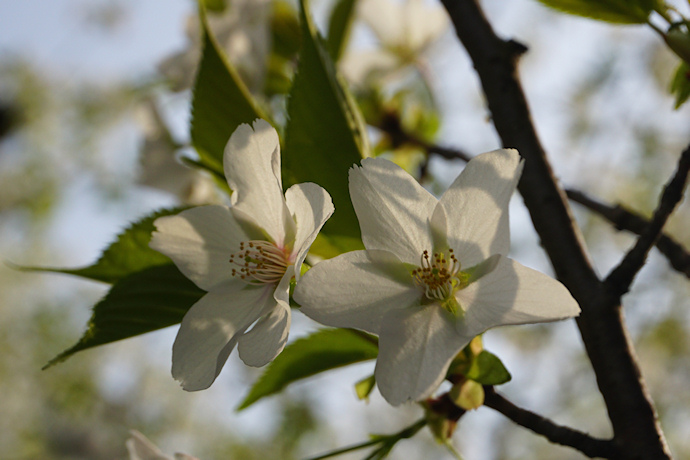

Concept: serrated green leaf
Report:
left=44, top=264, right=204, bottom=368
left=283, top=0, right=368, bottom=255
left=670, top=61, right=690, bottom=109
left=21, top=207, right=185, bottom=284
left=465, top=350, right=512, bottom=385
left=326, top=0, right=358, bottom=61
left=238, top=328, right=378, bottom=410
left=190, top=5, right=268, bottom=172
left=535, top=0, right=656, bottom=24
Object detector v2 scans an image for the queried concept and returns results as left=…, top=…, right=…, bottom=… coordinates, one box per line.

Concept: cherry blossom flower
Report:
left=294, top=150, right=580, bottom=405
left=150, top=119, right=333, bottom=390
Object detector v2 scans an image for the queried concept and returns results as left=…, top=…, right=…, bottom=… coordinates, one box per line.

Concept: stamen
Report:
left=411, top=248, right=462, bottom=301
left=229, top=240, right=290, bottom=285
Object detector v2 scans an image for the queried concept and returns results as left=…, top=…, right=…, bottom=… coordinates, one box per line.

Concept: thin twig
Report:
left=567, top=189, right=690, bottom=279
left=375, top=112, right=473, bottom=180
left=483, top=387, right=620, bottom=459
left=605, top=145, right=690, bottom=297
left=440, top=0, right=672, bottom=457
left=417, top=140, right=472, bottom=163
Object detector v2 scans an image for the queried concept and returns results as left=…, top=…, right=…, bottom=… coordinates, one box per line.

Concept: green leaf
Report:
left=465, top=350, right=512, bottom=385
left=670, top=61, right=690, bottom=109
left=283, top=0, right=369, bottom=255
left=21, top=207, right=185, bottom=284
left=535, top=0, right=657, bottom=24
left=44, top=264, right=204, bottom=368
left=664, top=28, right=690, bottom=65
left=238, top=328, right=378, bottom=410
left=271, top=0, right=302, bottom=59
left=326, top=0, right=358, bottom=61
left=190, top=4, right=268, bottom=173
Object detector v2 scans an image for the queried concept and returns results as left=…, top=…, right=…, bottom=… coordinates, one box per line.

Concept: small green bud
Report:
left=449, top=378, right=485, bottom=411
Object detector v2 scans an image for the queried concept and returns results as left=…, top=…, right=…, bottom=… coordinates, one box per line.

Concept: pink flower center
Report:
left=229, top=240, right=290, bottom=285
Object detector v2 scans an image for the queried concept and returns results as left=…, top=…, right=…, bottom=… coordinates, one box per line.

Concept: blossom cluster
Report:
left=150, top=119, right=580, bottom=405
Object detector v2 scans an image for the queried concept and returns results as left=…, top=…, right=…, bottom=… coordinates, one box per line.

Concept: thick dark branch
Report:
left=605, top=146, right=690, bottom=296
left=567, top=189, right=690, bottom=279
left=483, top=387, right=620, bottom=459
left=440, top=0, right=671, bottom=458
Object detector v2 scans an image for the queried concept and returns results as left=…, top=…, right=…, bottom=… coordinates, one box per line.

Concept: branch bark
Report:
left=483, top=386, right=619, bottom=459
left=605, top=146, right=690, bottom=296
left=567, top=189, right=690, bottom=279
left=439, top=0, right=672, bottom=457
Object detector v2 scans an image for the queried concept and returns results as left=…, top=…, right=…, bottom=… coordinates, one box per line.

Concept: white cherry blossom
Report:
left=294, top=150, right=580, bottom=405
left=150, top=119, right=333, bottom=391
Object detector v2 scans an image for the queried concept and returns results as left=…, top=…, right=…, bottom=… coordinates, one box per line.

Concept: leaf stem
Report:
left=303, top=419, right=426, bottom=460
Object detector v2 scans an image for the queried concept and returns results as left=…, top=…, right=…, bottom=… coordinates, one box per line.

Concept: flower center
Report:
left=229, top=240, right=290, bottom=285
left=411, top=249, right=466, bottom=302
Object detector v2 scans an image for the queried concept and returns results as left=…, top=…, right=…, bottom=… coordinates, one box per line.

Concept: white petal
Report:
left=439, top=149, right=523, bottom=267
left=457, top=256, right=580, bottom=337
left=359, top=0, right=404, bottom=45
left=375, top=305, right=471, bottom=406
left=349, top=158, right=437, bottom=264
left=339, top=49, right=399, bottom=84
left=284, top=183, right=334, bottom=280
left=237, top=267, right=293, bottom=366
left=224, top=119, right=292, bottom=244
left=150, top=205, right=250, bottom=291
left=294, top=250, right=420, bottom=335
left=402, top=0, right=449, bottom=51
left=171, top=283, right=276, bottom=391
left=238, top=304, right=290, bottom=367
left=126, top=431, right=172, bottom=460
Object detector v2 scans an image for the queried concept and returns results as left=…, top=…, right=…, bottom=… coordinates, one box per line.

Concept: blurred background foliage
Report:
left=2, top=0, right=690, bottom=459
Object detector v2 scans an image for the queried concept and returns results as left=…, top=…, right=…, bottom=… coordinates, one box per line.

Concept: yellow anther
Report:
left=412, top=248, right=462, bottom=301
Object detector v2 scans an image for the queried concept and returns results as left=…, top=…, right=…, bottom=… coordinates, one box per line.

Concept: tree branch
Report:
left=567, top=189, right=690, bottom=279
left=483, top=387, right=620, bottom=459
left=440, top=0, right=671, bottom=457
left=605, top=146, right=690, bottom=296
